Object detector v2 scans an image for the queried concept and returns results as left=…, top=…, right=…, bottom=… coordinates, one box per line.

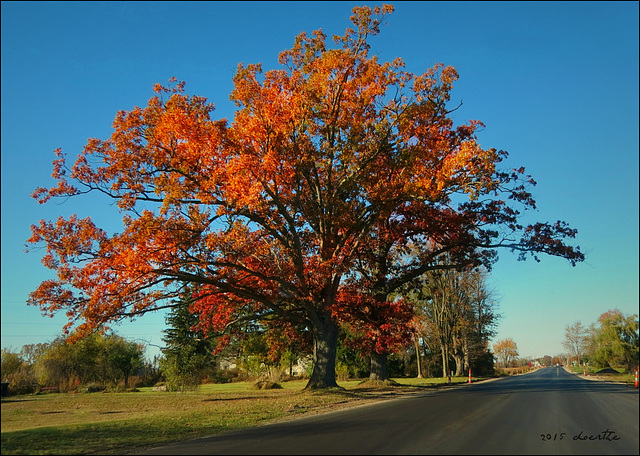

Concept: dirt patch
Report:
left=353, top=379, right=400, bottom=389
left=595, top=368, right=620, bottom=374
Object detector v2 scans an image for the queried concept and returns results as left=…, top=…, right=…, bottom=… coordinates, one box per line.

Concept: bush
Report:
left=232, top=371, right=250, bottom=382
left=208, top=368, right=237, bottom=384
left=6, top=370, right=37, bottom=395
left=86, top=383, right=106, bottom=393
left=152, top=383, right=167, bottom=392
left=387, top=354, right=407, bottom=377
left=1, top=350, right=24, bottom=382
left=335, top=362, right=351, bottom=381
left=253, top=380, right=282, bottom=390
left=472, top=351, right=496, bottom=377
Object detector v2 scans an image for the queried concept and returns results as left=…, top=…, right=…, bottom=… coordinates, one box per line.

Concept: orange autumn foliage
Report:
left=28, top=5, right=582, bottom=387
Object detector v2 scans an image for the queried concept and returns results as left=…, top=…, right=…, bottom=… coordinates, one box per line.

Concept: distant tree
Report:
left=1, top=349, right=37, bottom=395
left=35, top=336, right=92, bottom=390
left=409, top=270, right=461, bottom=377
left=551, top=355, right=564, bottom=365
left=1, top=349, right=23, bottom=381
left=102, top=335, right=145, bottom=388
left=588, top=309, right=639, bottom=371
left=562, top=321, right=588, bottom=366
left=238, top=326, right=276, bottom=378
left=19, top=344, right=49, bottom=366
left=406, top=266, right=498, bottom=377
left=451, top=268, right=499, bottom=376
left=258, top=321, right=312, bottom=379
left=493, top=338, right=518, bottom=367
left=34, top=332, right=145, bottom=390
left=415, top=321, right=446, bottom=378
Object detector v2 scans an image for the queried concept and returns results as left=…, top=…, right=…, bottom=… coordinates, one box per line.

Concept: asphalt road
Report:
left=138, top=367, right=639, bottom=455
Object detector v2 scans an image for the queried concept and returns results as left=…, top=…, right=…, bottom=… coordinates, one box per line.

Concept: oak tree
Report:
left=27, top=4, right=583, bottom=389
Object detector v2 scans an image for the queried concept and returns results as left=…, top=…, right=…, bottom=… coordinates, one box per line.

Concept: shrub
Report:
left=253, top=380, right=282, bottom=390
left=85, top=383, right=105, bottom=393
left=335, top=362, right=351, bottom=381
left=6, top=369, right=37, bottom=395
left=209, top=368, right=237, bottom=384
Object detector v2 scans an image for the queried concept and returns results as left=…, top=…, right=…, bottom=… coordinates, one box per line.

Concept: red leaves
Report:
left=190, top=289, right=245, bottom=334
left=333, top=289, right=414, bottom=355
left=27, top=4, right=583, bottom=354
left=519, top=221, right=584, bottom=266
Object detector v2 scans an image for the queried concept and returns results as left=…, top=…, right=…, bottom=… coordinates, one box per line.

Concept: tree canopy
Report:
left=589, top=309, right=639, bottom=371
left=27, top=4, right=583, bottom=389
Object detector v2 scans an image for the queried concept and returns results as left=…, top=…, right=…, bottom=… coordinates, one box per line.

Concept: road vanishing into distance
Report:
left=139, top=367, right=639, bottom=455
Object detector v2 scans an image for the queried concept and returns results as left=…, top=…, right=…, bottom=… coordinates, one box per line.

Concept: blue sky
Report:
left=2, top=1, right=638, bottom=362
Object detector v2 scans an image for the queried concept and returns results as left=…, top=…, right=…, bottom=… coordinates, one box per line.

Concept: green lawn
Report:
left=1, top=377, right=475, bottom=455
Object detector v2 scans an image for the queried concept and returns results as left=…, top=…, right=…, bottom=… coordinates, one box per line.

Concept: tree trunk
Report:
left=305, top=314, right=339, bottom=389
left=453, top=333, right=464, bottom=376
left=463, top=336, right=470, bottom=373
left=454, top=353, right=463, bottom=377
left=414, top=335, right=423, bottom=378
left=369, top=352, right=389, bottom=381
left=441, top=344, right=449, bottom=378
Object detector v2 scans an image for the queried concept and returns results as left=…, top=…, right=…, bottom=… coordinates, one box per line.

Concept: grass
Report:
left=573, top=365, right=638, bottom=384
left=1, top=377, right=476, bottom=455
left=494, top=367, right=527, bottom=376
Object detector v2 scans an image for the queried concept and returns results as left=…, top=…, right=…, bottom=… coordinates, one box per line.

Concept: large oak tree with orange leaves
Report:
left=28, top=5, right=583, bottom=389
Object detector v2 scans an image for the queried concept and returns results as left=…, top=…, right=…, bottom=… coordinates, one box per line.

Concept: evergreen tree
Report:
left=160, top=292, right=216, bottom=391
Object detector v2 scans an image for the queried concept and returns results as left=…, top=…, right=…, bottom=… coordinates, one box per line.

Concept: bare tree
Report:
left=562, top=321, right=589, bottom=366
left=453, top=269, right=499, bottom=375
left=408, top=267, right=499, bottom=377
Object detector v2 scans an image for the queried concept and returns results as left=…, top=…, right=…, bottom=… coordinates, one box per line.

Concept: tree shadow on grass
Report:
left=1, top=419, right=225, bottom=455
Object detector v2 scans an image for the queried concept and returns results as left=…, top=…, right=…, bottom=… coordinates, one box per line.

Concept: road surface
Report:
left=138, top=367, right=639, bottom=455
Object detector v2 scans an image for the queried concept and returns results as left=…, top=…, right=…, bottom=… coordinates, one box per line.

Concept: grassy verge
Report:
left=569, top=365, right=637, bottom=385
left=494, top=366, right=535, bottom=376
left=1, top=377, right=475, bottom=455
